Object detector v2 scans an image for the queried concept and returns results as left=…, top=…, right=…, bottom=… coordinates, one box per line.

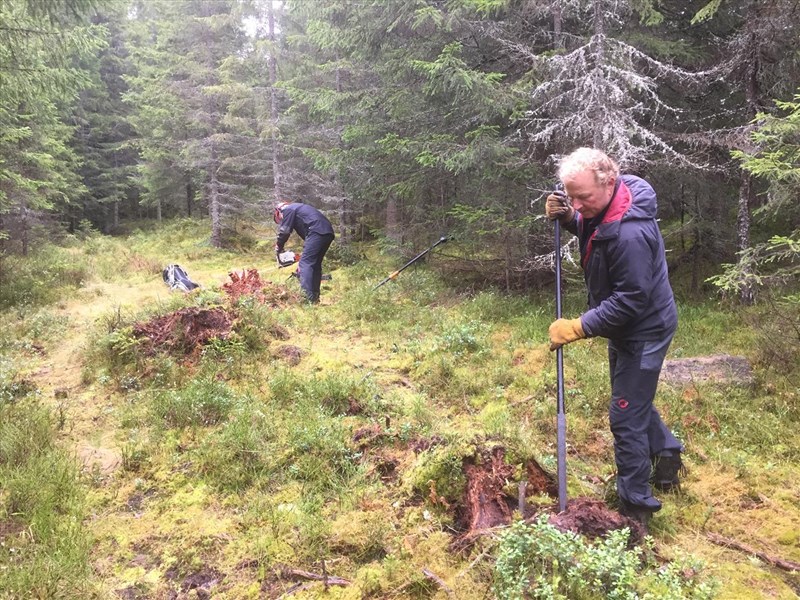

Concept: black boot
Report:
left=618, top=499, right=656, bottom=534
left=651, top=451, right=685, bottom=492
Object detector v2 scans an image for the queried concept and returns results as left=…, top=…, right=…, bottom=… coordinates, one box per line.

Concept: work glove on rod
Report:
left=549, top=317, right=585, bottom=351
left=546, top=190, right=575, bottom=224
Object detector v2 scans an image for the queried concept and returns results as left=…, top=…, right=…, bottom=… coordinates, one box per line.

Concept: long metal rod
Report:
left=555, top=219, right=568, bottom=513
left=373, top=236, right=449, bottom=290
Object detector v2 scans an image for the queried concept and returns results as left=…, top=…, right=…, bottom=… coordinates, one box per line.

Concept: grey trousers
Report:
left=608, top=334, right=683, bottom=510
left=298, top=232, right=334, bottom=302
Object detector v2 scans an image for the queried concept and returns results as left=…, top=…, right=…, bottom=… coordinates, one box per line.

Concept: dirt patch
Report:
left=274, top=344, right=304, bottom=366
left=549, top=497, right=644, bottom=544
left=114, top=586, right=146, bottom=600
left=126, top=488, right=158, bottom=514
left=0, top=518, right=25, bottom=541
left=374, top=454, right=400, bottom=482
left=409, top=435, right=445, bottom=454
left=163, top=566, right=224, bottom=598
left=660, top=354, right=754, bottom=387
left=268, top=323, right=291, bottom=340
left=133, top=307, right=233, bottom=357
left=353, top=423, right=388, bottom=448
left=180, top=567, right=224, bottom=595
left=223, top=269, right=301, bottom=306
left=77, top=443, right=121, bottom=476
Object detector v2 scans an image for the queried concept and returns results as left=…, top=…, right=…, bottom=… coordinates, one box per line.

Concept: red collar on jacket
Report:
left=580, top=179, right=632, bottom=268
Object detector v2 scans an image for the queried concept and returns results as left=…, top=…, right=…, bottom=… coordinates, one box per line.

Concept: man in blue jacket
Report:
left=545, top=147, right=684, bottom=530
left=274, top=201, right=335, bottom=303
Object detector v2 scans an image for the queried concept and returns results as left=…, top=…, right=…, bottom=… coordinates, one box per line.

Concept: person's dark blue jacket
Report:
left=276, top=203, right=335, bottom=252
left=564, top=174, right=677, bottom=341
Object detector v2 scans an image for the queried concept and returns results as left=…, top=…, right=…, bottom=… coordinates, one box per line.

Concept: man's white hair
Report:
left=558, top=147, right=619, bottom=186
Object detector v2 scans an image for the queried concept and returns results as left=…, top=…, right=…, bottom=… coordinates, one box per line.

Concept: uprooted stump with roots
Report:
left=131, top=269, right=299, bottom=360
left=458, top=446, right=644, bottom=547
left=223, top=268, right=301, bottom=306
left=133, top=307, right=233, bottom=357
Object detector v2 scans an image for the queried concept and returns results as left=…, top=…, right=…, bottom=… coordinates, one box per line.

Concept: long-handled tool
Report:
left=373, top=235, right=450, bottom=290
left=555, top=217, right=568, bottom=513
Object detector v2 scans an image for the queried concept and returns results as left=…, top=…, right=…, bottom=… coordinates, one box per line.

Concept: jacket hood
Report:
left=589, top=174, right=656, bottom=241
left=620, top=175, right=657, bottom=220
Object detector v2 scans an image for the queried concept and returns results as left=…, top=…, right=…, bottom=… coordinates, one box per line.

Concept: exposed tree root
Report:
left=706, top=532, right=800, bottom=572
left=421, top=567, right=456, bottom=598
left=223, top=268, right=301, bottom=306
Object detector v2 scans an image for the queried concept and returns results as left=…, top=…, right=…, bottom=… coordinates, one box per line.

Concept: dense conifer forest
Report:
left=1, top=1, right=799, bottom=598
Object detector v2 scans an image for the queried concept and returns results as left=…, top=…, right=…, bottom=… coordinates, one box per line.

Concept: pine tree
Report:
left=689, top=0, right=800, bottom=303
left=283, top=1, right=532, bottom=282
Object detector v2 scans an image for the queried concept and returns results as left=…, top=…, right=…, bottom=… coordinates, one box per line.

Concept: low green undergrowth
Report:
left=0, top=245, right=90, bottom=310
left=2, top=225, right=799, bottom=599
left=494, top=517, right=717, bottom=600
left=0, top=399, right=93, bottom=598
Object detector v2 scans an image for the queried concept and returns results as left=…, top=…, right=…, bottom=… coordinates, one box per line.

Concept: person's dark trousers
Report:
left=298, top=232, right=334, bottom=302
left=608, top=334, right=683, bottom=510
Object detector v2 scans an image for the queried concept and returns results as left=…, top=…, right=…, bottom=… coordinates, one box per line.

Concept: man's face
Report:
left=563, top=170, right=615, bottom=219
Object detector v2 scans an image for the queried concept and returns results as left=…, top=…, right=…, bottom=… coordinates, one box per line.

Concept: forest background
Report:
left=1, top=0, right=798, bottom=296
left=1, top=0, right=800, bottom=599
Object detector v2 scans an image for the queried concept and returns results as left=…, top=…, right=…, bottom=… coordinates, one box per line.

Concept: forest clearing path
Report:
left=33, top=279, right=168, bottom=474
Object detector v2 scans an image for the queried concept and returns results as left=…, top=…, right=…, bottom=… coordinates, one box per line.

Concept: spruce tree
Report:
left=125, top=0, right=272, bottom=247
left=0, top=0, right=104, bottom=253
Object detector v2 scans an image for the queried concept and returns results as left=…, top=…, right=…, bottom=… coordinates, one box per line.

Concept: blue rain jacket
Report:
left=276, top=203, right=335, bottom=252
left=564, top=175, right=677, bottom=341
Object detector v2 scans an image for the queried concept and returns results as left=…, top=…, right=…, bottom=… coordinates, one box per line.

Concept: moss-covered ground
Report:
left=1, top=219, right=798, bottom=598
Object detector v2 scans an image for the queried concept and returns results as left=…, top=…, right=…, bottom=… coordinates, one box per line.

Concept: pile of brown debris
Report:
left=133, top=269, right=299, bottom=359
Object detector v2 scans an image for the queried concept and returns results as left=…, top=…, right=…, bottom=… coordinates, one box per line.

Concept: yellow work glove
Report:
left=545, top=191, right=575, bottom=223
left=548, top=317, right=585, bottom=351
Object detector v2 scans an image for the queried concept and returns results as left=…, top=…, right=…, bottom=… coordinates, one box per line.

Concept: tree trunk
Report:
left=737, top=169, right=755, bottom=304
left=20, top=202, right=29, bottom=256
left=113, top=201, right=120, bottom=231
left=156, top=197, right=162, bottom=222
left=210, top=145, right=222, bottom=248
left=334, top=58, right=351, bottom=244
left=591, top=1, right=605, bottom=148
left=268, top=1, right=282, bottom=204
left=386, top=195, right=402, bottom=244
left=186, top=173, right=194, bottom=217
left=552, top=1, right=563, bottom=50
left=691, top=191, right=701, bottom=295
left=736, top=28, right=760, bottom=305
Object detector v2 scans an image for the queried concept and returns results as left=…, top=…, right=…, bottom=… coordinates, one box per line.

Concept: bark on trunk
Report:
left=736, top=28, right=760, bottom=305
left=20, top=202, right=29, bottom=256
left=737, top=169, right=755, bottom=304
left=385, top=196, right=402, bottom=244
left=186, top=174, right=194, bottom=217
left=591, top=1, right=605, bottom=148
left=691, top=191, right=701, bottom=295
left=210, top=145, right=222, bottom=248
left=268, top=1, right=282, bottom=204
